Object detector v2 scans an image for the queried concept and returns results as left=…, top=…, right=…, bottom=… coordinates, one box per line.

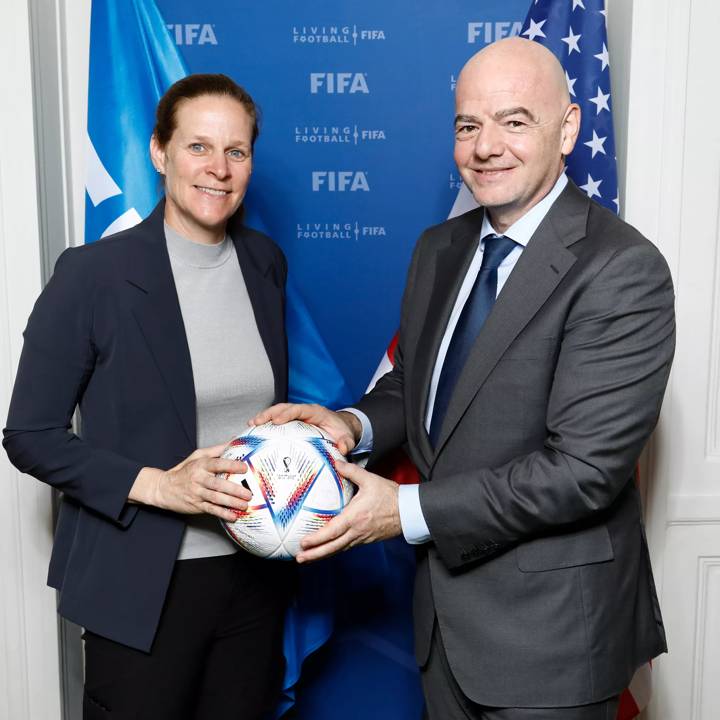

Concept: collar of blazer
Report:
left=422, top=180, right=590, bottom=463
left=125, top=200, right=286, bottom=449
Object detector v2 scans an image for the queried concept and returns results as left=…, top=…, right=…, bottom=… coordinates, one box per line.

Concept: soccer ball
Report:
left=219, top=420, right=355, bottom=559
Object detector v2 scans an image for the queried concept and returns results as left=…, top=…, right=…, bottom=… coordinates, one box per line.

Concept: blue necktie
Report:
left=428, top=234, right=518, bottom=447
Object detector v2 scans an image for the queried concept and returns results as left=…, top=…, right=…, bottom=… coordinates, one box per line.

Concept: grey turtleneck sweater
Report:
left=165, top=223, right=275, bottom=560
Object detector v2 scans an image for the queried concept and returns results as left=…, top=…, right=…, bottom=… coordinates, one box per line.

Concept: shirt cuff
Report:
left=398, top=484, right=431, bottom=545
left=340, top=407, right=373, bottom=454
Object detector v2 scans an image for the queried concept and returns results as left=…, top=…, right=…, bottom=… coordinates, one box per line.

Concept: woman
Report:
left=3, top=74, right=291, bottom=719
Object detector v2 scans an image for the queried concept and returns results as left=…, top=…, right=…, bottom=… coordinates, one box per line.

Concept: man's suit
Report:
left=356, top=180, right=674, bottom=707
left=3, top=202, right=288, bottom=652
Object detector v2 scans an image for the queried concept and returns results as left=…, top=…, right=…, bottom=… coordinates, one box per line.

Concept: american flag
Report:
left=521, top=2, right=650, bottom=717
left=522, top=0, right=618, bottom=214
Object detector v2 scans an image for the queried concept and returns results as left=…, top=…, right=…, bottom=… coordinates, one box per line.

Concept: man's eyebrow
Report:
left=454, top=108, right=539, bottom=125
left=454, top=114, right=481, bottom=125
left=494, top=107, right=538, bottom=123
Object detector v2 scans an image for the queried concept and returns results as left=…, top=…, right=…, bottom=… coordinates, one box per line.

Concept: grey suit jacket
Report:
left=356, top=181, right=674, bottom=707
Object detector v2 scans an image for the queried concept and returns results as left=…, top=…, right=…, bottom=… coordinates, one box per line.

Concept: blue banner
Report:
left=85, top=2, right=533, bottom=718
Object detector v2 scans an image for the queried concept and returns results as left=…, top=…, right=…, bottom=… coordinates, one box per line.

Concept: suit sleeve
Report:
left=419, top=241, right=675, bottom=569
left=3, top=248, right=143, bottom=526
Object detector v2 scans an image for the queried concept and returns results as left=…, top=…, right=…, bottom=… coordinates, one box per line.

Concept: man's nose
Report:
left=473, top=124, right=504, bottom=159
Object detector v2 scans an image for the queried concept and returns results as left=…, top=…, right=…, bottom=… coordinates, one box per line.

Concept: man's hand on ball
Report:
left=250, top=403, right=360, bottom=455
left=130, top=444, right=252, bottom=522
left=296, top=461, right=402, bottom=563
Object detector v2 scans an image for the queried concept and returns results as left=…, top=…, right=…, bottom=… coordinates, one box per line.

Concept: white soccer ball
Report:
left=219, top=420, right=354, bottom=559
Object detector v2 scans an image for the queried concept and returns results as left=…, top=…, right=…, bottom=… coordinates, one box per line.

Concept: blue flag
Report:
left=522, top=0, right=619, bottom=214
left=85, top=0, right=187, bottom=243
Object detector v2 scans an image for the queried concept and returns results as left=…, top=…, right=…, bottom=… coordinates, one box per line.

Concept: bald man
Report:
left=254, top=38, right=674, bottom=719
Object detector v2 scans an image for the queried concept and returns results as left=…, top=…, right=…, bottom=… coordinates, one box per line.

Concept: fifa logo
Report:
left=166, top=23, right=218, bottom=45
left=311, top=171, right=370, bottom=192
left=282, top=457, right=292, bottom=473
left=467, top=21, right=522, bottom=44
left=310, top=73, right=369, bottom=94
left=293, top=25, right=386, bottom=46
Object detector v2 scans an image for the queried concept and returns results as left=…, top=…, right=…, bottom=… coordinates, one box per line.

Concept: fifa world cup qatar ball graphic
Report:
left=219, top=421, right=355, bottom=559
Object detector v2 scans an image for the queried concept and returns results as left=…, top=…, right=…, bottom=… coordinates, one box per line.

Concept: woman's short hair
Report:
left=153, top=73, right=260, bottom=149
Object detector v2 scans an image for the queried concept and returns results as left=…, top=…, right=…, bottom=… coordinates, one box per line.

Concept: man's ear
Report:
left=560, top=103, right=581, bottom=157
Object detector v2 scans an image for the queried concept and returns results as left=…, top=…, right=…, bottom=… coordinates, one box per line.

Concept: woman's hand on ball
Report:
left=130, top=444, right=252, bottom=521
left=249, top=403, right=360, bottom=455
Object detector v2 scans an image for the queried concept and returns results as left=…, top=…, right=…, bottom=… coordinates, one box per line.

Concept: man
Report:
left=254, top=38, right=674, bottom=719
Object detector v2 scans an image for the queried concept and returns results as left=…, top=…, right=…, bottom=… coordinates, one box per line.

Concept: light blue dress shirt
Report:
left=349, top=173, right=568, bottom=544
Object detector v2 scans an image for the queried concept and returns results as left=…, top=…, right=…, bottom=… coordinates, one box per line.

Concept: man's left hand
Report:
left=296, top=461, right=402, bottom=563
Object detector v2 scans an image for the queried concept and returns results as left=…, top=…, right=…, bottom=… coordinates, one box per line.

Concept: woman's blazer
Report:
left=3, top=201, right=288, bottom=651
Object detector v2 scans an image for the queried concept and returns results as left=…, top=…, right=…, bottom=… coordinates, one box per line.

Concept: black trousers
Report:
left=83, top=552, right=291, bottom=720
left=422, top=623, right=620, bottom=720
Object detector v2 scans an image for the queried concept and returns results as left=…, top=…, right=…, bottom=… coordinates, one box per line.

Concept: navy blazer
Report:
left=3, top=202, right=288, bottom=651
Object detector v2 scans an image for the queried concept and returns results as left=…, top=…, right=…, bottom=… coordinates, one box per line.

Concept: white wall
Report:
left=0, top=2, right=63, bottom=718
left=621, top=0, right=720, bottom=718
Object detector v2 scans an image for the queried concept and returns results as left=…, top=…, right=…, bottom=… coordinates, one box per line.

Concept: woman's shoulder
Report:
left=55, top=222, right=158, bottom=276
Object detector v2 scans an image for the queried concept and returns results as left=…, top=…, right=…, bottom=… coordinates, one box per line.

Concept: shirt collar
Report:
left=480, top=172, right=568, bottom=248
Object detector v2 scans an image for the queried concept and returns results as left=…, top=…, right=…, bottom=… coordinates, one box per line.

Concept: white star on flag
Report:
left=594, top=43, right=610, bottom=71
left=584, top=130, right=607, bottom=157
left=561, top=26, right=582, bottom=54
left=522, top=18, right=547, bottom=41
left=520, top=0, right=619, bottom=216
left=565, top=70, right=577, bottom=97
left=588, top=86, right=610, bottom=114
left=580, top=174, right=603, bottom=199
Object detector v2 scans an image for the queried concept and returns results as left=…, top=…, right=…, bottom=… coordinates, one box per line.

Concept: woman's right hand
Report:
left=129, top=444, right=252, bottom=522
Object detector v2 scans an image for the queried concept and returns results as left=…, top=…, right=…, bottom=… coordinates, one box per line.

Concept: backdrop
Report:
left=83, top=1, right=631, bottom=718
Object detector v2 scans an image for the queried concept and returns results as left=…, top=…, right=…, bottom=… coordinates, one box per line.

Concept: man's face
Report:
left=453, top=51, right=578, bottom=230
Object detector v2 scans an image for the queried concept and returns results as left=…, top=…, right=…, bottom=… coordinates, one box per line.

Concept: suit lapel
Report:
left=431, top=182, right=589, bottom=459
left=411, top=211, right=483, bottom=466
left=231, top=228, right=287, bottom=403
left=127, top=205, right=197, bottom=448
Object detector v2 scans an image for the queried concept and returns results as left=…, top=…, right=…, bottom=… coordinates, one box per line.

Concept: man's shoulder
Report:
left=583, top=196, right=663, bottom=259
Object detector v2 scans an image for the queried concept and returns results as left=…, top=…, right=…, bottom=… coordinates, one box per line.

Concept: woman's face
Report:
left=150, top=94, right=254, bottom=244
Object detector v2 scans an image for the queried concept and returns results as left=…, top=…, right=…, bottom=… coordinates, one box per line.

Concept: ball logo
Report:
left=310, top=73, right=369, bottom=94
left=312, top=171, right=370, bottom=192
left=166, top=23, right=218, bottom=46
left=467, top=21, right=522, bottom=44
left=282, top=457, right=292, bottom=472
